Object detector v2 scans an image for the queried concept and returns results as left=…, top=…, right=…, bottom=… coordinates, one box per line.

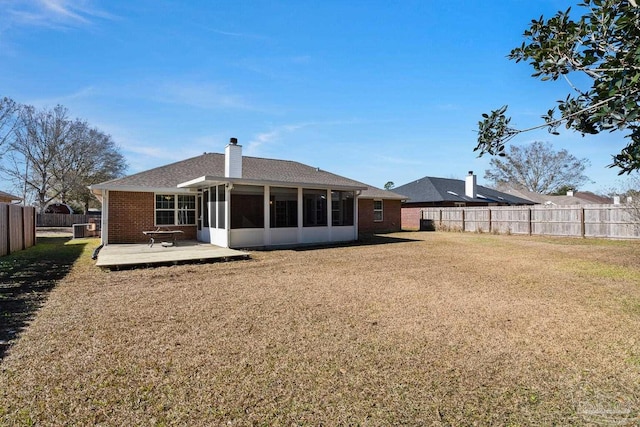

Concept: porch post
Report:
left=327, top=189, right=332, bottom=240
left=297, top=187, right=303, bottom=243
left=264, top=186, right=271, bottom=246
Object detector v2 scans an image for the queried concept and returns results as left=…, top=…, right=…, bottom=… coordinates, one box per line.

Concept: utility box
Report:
left=420, top=219, right=436, bottom=231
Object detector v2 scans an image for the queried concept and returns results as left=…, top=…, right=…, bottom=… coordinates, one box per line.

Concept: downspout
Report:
left=354, top=190, right=361, bottom=241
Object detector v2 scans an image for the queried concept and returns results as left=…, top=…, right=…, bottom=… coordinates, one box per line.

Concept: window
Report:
left=270, top=187, right=298, bottom=228
left=303, top=189, right=328, bottom=227
left=155, top=194, right=196, bottom=225
left=373, top=199, right=383, bottom=222
left=231, top=185, right=264, bottom=229
left=331, top=191, right=354, bottom=226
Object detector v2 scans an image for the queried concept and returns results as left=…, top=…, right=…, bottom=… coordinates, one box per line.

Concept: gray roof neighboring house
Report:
left=496, top=185, right=613, bottom=205
left=91, top=152, right=406, bottom=200
left=395, top=176, right=534, bottom=205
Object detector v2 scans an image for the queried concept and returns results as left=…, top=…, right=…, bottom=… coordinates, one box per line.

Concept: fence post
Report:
left=580, top=207, right=586, bottom=238
left=488, top=208, right=492, bottom=233
left=528, top=208, right=532, bottom=236
left=461, top=208, right=465, bottom=232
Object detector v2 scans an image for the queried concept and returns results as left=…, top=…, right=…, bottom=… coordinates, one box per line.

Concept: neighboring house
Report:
left=90, top=139, right=405, bottom=248
left=0, top=191, right=20, bottom=204
left=44, top=203, right=74, bottom=214
left=394, top=172, right=534, bottom=230
left=496, top=185, right=613, bottom=205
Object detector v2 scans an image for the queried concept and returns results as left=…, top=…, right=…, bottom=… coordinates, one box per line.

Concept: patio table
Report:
left=142, top=228, right=184, bottom=247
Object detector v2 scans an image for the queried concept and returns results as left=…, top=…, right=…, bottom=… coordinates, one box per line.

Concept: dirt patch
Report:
left=0, top=232, right=639, bottom=425
left=0, top=235, right=86, bottom=359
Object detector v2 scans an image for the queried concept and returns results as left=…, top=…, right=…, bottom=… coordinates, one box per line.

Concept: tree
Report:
left=0, top=97, right=19, bottom=157
left=484, top=141, right=590, bottom=193
left=1, top=102, right=127, bottom=212
left=607, top=172, right=640, bottom=232
left=60, top=125, right=127, bottom=212
left=475, top=0, right=640, bottom=175
left=384, top=181, right=395, bottom=190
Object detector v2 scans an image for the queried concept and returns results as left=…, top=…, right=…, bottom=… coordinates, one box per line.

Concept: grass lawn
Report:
left=1, top=232, right=639, bottom=425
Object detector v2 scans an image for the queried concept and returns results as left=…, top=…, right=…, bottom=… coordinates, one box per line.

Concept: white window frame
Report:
left=155, top=193, right=197, bottom=226
left=373, top=199, right=383, bottom=222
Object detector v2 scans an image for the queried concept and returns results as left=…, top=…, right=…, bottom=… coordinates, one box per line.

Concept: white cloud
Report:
left=246, top=124, right=307, bottom=156
left=2, top=0, right=114, bottom=31
left=155, top=81, right=256, bottom=111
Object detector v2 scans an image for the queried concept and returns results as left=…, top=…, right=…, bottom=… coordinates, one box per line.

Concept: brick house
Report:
left=394, top=172, right=533, bottom=230
left=90, top=139, right=405, bottom=248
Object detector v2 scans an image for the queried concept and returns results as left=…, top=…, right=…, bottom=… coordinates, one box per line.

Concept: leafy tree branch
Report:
left=475, top=0, right=640, bottom=174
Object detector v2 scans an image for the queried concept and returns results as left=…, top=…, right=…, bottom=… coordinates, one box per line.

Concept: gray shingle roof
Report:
left=92, top=152, right=406, bottom=200
left=394, top=176, right=534, bottom=205
left=496, top=185, right=613, bottom=205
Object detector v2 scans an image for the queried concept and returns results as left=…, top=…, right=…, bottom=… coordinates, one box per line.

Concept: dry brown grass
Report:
left=1, top=232, right=640, bottom=426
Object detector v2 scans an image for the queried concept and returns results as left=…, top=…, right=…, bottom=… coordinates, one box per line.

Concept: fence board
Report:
left=419, top=205, right=640, bottom=239
left=0, top=204, right=7, bottom=256
left=37, top=213, right=101, bottom=227
left=9, top=204, right=24, bottom=253
left=0, top=203, right=37, bottom=257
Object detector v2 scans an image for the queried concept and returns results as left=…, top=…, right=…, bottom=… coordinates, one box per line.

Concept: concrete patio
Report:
left=95, top=241, right=250, bottom=269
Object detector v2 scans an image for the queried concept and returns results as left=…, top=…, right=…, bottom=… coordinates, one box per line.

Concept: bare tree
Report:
left=610, top=173, right=640, bottom=232
left=58, top=125, right=127, bottom=212
left=0, top=97, right=19, bottom=157
left=1, top=103, right=127, bottom=212
left=3, top=104, right=75, bottom=211
left=484, top=141, right=590, bottom=194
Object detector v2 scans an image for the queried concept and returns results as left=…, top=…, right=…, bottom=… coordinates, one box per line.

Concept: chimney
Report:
left=465, top=171, right=476, bottom=198
left=225, top=137, right=242, bottom=178
left=567, top=190, right=574, bottom=197
left=614, top=196, right=620, bottom=205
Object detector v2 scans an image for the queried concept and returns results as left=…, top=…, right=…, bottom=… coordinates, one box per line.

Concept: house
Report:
left=90, top=139, right=405, bottom=248
left=495, top=185, right=613, bottom=205
left=0, top=191, right=20, bottom=204
left=44, top=203, right=74, bottom=214
left=394, top=172, right=534, bottom=230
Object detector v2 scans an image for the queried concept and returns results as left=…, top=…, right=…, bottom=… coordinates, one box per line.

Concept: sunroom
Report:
left=177, top=177, right=363, bottom=248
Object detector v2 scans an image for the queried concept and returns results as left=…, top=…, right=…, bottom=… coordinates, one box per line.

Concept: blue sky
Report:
left=0, top=0, right=633, bottom=193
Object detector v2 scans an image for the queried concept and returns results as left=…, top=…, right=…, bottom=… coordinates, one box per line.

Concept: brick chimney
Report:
left=465, top=171, right=476, bottom=199
left=225, top=137, right=242, bottom=178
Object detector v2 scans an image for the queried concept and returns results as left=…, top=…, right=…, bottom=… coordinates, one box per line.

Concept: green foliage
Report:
left=476, top=0, right=640, bottom=174
left=384, top=181, right=395, bottom=190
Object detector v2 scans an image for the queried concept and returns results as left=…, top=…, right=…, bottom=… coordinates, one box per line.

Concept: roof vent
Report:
left=229, top=137, right=238, bottom=145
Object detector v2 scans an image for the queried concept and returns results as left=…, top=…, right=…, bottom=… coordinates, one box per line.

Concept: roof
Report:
left=91, top=152, right=406, bottom=200
left=394, top=176, right=534, bottom=205
left=496, top=185, right=613, bottom=205
left=0, top=190, right=20, bottom=201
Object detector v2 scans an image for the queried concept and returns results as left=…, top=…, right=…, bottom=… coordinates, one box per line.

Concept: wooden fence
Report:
left=420, top=205, right=640, bottom=239
left=0, top=203, right=36, bottom=257
left=37, top=213, right=101, bottom=227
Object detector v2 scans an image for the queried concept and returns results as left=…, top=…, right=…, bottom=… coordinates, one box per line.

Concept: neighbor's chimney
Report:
left=567, top=190, right=574, bottom=197
left=614, top=196, right=621, bottom=205
left=225, top=137, right=242, bottom=178
left=465, top=171, right=476, bottom=198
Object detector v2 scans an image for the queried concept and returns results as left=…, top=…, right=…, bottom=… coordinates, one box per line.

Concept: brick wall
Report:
left=401, top=206, right=423, bottom=231
left=358, top=199, right=402, bottom=233
left=108, top=191, right=196, bottom=244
